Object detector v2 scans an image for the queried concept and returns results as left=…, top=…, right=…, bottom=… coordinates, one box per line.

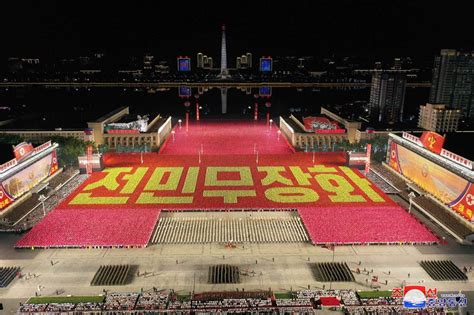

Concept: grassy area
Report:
left=358, top=290, right=392, bottom=299
left=274, top=292, right=294, bottom=299
left=27, top=295, right=104, bottom=304
left=175, top=294, right=192, bottom=301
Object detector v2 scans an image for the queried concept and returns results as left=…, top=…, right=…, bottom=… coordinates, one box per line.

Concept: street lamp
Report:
left=408, top=192, right=416, bottom=213
left=178, top=119, right=182, bottom=128
left=269, top=119, right=273, bottom=128
left=38, top=194, right=47, bottom=217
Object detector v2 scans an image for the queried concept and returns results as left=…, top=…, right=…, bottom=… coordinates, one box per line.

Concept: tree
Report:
left=334, top=134, right=389, bottom=163
left=0, top=133, right=24, bottom=144
left=49, top=136, right=95, bottom=168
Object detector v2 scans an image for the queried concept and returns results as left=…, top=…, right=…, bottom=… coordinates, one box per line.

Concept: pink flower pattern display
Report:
left=16, top=208, right=160, bottom=248
left=298, top=206, right=439, bottom=245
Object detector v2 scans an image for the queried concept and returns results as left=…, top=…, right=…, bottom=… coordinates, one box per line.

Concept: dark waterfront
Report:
left=0, top=86, right=429, bottom=127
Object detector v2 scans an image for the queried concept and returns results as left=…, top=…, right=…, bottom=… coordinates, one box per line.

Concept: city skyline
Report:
left=1, top=1, right=473, bottom=60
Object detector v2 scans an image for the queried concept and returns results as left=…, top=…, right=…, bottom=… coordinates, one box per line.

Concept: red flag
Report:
left=420, top=131, right=445, bottom=154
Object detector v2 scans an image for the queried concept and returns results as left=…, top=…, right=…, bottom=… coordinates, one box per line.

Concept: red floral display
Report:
left=160, top=121, right=294, bottom=155
left=298, top=206, right=438, bottom=244
left=16, top=208, right=160, bottom=248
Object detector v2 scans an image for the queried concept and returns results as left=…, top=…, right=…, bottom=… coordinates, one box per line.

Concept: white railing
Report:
left=0, top=158, right=17, bottom=173
left=440, top=148, right=473, bottom=170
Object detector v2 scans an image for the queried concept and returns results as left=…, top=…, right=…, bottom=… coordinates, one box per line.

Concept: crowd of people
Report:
left=135, top=291, right=169, bottom=310
left=16, top=289, right=425, bottom=314
left=365, top=170, right=399, bottom=194
left=15, top=207, right=160, bottom=248
left=298, top=205, right=439, bottom=245
left=369, top=164, right=411, bottom=200
left=0, top=266, right=20, bottom=288
left=16, top=173, right=88, bottom=232
left=151, top=215, right=308, bottom=244
left=296, top=289, right=359, bottom=306
left=45, top=303, right=75, bottom=312
left=346, top=295, right=448, bottom=314
left=74, top=302, right=103, bottom=312
left=16, top=288, right=459, bottom=314
left=18, top=303, right=48, bottom=313
left=0, top=170, right=87, bottom=233
left=103, top=292, right=139, bottom=311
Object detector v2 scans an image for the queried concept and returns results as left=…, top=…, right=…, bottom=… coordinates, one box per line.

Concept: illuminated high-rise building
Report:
left=429, top=49, right=474, bottom=119
left=369, top=71, right=407, bottom=123
left=418, top=103, right=460, bottom=133
left=393, top=58, right=402, bottom=70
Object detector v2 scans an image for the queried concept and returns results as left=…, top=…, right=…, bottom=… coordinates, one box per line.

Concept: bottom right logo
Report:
left=403, top=286, right=427, bottom=309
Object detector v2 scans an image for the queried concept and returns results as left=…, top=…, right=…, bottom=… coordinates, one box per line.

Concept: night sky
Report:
left=1, top=0, right=473, bottom=60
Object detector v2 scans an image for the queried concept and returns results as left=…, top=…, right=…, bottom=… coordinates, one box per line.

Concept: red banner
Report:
left=0, top=184, right=14, bottom=210
left=450, top=183, right=474, bottom=221
left=48, top=150, right=59, bottom=176
left=365, top=144, right=372, bottom=174
left=107, top=129, right=139, bottom=134
left=86, top=146, right=93, bottom=175
left=420, top=131, right=445, bottom=154
left=388, top=141, right=400, bottom=173
left=315, top=129, right=346, bottom=134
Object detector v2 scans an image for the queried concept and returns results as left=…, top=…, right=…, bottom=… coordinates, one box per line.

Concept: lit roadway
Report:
left=0, top=82, right=432, bottom=88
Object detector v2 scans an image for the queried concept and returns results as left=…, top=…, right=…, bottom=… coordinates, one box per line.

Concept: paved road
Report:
left=1, top=229, right=473, bottom=313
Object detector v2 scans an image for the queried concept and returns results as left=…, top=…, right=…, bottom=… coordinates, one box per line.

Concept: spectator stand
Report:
left=0, top=169, right=84, bottom=232
left=14, top=288, right=455, bottom=314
